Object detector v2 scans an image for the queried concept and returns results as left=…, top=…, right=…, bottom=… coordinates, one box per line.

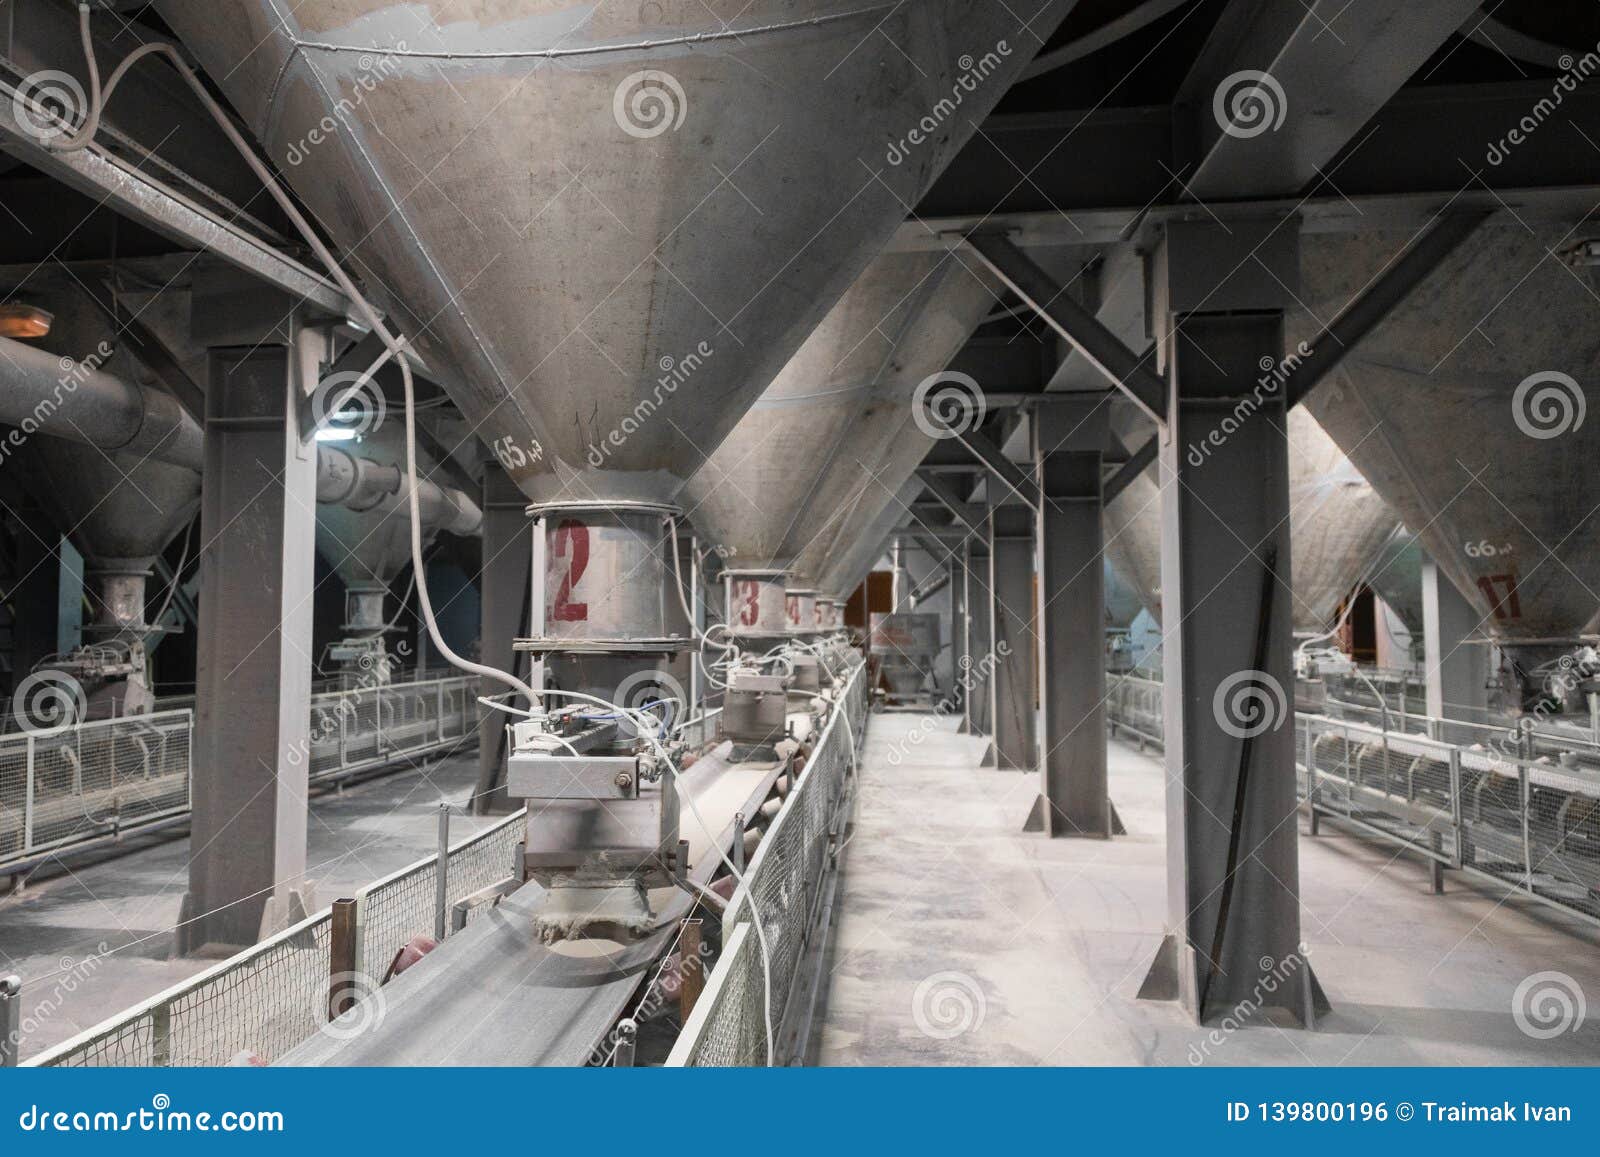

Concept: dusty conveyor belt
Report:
left=279, top=742, right=791, bottom=1066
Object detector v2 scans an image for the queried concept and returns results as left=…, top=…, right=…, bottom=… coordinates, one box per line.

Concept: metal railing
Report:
left=1102, top=672, right=1600, bottom=925
left=0, top=675, right=479, bottom=873
left=0, top=710, right=192, bottom=867
left=21, top=807, right=527, bottom=1067
left=668, top=660, right=868, bottom=1066
left=306, top=675, right=478, bottom=783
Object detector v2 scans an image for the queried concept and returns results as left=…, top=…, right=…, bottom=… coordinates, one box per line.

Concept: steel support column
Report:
left=967, top=531, right=994, bottom=737
left=181, top=332, right=323, bottom=953
left=1422, top=556, right=1490, bottom=743
left=952, top=540, right=971, bottom=732
left=472, top=466, right=534, bottom=815
left=1139, top=222, right=1324, bottom=1025
left=1024, top=401, right=1122, bottom=837
left=982, top=506, right=1034, bottom=770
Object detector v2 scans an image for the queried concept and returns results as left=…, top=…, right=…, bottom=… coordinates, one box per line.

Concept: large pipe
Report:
left=0, top=332, right=481, bottom=533
left=315, top=444, right=482, bottom=536
left=0, top=331, right=204, bottom=469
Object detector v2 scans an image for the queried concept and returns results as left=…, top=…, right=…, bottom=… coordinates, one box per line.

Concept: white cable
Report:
left=520, top=684, right=777, bottom=1066
left=47, top=21, right=540, bottom=710
left=60, top=8, right=773, bottom=1061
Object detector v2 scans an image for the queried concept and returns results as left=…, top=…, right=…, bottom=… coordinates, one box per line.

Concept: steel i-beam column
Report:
left=967, top=531, right=993, bottom=736
left=1422, top=556, right=1490, bottom=743
left=1139, top=221, right=1325, bottom=1026
left=472, top=465, right=534, bottom=814
left=180, top=331, right=322, bottom=953
left=982, top=506, right=1034, bottom=770
left=954, top=539, right=973, bottom=733
left=1024, top=401, right=1122, bottom=837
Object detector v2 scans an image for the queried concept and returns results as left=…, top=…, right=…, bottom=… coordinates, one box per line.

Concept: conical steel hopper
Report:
left=1302, top=223, right=1600, bottom=706
left=162, top=0, right=1072, bottom=506
left=681, top=251, right=997, bottom=571
left=315, top=422, right=482, bottom=637
left=1105, top=388, right=1399, bottom=635
left=2, top=282, right=200, bottom=637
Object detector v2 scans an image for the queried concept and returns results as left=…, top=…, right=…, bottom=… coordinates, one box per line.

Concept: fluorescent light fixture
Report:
left=0, top=304, right=53, bottom=339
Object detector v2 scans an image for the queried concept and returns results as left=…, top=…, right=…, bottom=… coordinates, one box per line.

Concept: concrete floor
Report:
left=817, top=714, right=1600, bottom=1066
left=0, top=752, right=495, bottom=1061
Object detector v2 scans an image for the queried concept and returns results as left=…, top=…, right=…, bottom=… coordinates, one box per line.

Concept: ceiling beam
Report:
left=1283, top=209, right=1493, bottom=408
left=914, top=470, right=984, bottom=534
left=966, top=233, right=1166, bottom=424
left=913, top=81, right=1600, bottom=225
left=1178, top=0, right=1484, bottom=200
left=1104, top=435, right=1157, bottom=503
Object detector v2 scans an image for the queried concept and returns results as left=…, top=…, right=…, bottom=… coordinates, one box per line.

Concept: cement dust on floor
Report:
left=817, top=713, right=1600, bottom=1067
left=0, top=753, right=495, bottom=1061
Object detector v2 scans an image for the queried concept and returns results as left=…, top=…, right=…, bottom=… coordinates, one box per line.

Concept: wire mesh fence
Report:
left=22, top=806, right=527, bottom=1067
left=668, top=661, right=868, bottom=1067
left=1102, top=672, right=1600, bottom=924
left=0, top=676, right=477, bottom=872
left=0, top=710, right=192, bottom=866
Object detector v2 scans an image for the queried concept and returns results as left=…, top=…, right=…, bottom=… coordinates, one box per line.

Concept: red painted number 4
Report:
left=550, top=519, right=590, bottom=622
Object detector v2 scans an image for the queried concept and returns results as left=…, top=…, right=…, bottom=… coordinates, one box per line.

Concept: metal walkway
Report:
left=815, top=714, right=1600, bottom=1066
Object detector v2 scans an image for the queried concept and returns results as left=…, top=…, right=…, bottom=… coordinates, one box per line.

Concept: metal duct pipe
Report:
left=314, top=444, right=482, bottom=537
left=0, top=332, right=204, bottom=470
left=0, top=331, right=481, bottom=534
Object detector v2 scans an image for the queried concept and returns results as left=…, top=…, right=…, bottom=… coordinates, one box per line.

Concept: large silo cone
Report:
left=1105, top=404, right=1398, bottom=636
left=1303, top=224, right=1600, bottom=712
left=315, top=423, right=478, bottom=679
left=4, top=284, right=200, bottom=601
left=161, top=0, right=1073, bottom=506
left=680, top=252, right=995, bottom=572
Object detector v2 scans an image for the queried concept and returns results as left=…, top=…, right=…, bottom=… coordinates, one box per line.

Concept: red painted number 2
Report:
left=786, top=596, right=800, bottom=627
left=550, top=519, right=590, bottom=623
left=737, top=580, right=760, bottom=627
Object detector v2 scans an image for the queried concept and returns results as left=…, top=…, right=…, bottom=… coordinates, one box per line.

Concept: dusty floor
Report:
left=0, top=752, right=495, bottom=1060
left=817, top=714, right=1600, bottom=1066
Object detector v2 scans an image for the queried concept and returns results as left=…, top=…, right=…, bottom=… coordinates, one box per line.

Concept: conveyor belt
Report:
left=279, top=742, right=790, bottom=1066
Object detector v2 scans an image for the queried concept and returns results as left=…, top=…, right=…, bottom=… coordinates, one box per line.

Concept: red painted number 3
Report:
left=550, top=519, right=590, bottom=623
left=737, top=580, right=760, bottom=627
